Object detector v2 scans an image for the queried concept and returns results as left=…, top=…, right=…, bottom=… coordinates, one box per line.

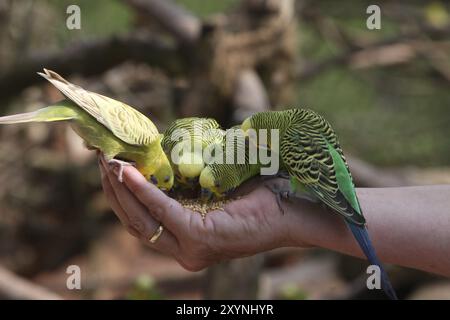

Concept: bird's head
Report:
left=199, top=166, right=223, bottom=198
left=149, top=159, right=174, bottom=191
left=178, top=152, right=205, bottom=180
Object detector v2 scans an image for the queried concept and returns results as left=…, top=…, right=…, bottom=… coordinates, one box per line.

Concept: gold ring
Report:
left=149, top=225, right=164, bottom=244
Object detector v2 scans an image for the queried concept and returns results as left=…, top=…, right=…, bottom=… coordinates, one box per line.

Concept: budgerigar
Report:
left=241, top=108, right=397, bottom=300
left=162, top=117, right=224, bottom=188
left=199, top=126, right=261, bottom=198
left=0, top=69, right=173, bottom=190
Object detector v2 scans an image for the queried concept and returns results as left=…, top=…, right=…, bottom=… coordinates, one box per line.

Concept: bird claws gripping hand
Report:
left=265, top=183, right=320, bottom=214
left=108, top=159, right=136, bottom=183
left=264, top=183, right=292, bottom=215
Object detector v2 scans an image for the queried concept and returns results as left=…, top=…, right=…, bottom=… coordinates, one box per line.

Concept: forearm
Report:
left=286, top=185, right=450, bottom=276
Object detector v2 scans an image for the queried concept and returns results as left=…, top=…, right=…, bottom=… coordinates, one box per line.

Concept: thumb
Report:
left=120, top=166, right=190, bottom=233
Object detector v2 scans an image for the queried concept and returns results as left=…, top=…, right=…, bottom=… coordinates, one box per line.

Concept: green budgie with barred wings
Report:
left=199, top=126, right=261, bottom=198
left=241, top=108, right=397, bottom=300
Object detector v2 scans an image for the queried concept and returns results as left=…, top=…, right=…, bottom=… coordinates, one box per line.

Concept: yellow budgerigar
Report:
left=162, top=117, right=224, bottom=188
left=0, top=69, right=173, bottom=190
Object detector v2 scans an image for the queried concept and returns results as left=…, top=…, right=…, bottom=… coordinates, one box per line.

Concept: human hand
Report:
left=98, top=157, right=314, bottom=271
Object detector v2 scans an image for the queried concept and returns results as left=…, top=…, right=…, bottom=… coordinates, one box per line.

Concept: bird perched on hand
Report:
left=241, top=108, right=398, bottom=300
left=162, top=117, right=224, bottom=189
left=0, top=69, right=173, bottom=190
left=199, top=126, right=261, bottom=199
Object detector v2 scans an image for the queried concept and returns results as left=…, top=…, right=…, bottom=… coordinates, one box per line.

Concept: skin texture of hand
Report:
left=99, top=157, right=450, bottom=276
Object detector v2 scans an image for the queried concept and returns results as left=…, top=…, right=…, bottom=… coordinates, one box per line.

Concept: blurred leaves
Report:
left=278, top=284, right=308, bottom=300
left=126, top=275, right=164, bottom=300
left=46, top=0, right=133, bottom=46
left=174, top=0, right=239, bottom=18
left=425, top=2, right=450, bottom=28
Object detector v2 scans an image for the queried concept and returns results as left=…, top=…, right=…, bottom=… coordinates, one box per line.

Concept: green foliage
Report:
left=279, top=284, right=308, bottom=300
left=126, top=275, right=164, bottom=300
left=46, top=0, right=132, bottom=46
left=174, top=0, right=239, bottom=17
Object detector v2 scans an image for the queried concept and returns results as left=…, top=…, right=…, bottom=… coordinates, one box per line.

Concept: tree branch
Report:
left=0, top=32, right=185, bottom=103
left=125, top=0, right=201, bottom=45
left=0, top=265, right=62, bottom=300
left=296, top=25, right=450, bottom=82
left=232, top=69, right=270, bottom=123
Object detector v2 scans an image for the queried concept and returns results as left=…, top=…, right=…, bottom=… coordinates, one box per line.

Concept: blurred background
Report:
left=0, top=0, right=449, bottom=299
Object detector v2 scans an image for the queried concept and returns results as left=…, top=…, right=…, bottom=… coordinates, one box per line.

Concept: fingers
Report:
left=99, top=161, right=179, bottom=255
left=99, top=163, right=138, bottom=236
left=119, top=165, right=192, bottom=233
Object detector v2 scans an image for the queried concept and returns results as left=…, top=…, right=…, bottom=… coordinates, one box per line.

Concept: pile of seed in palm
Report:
left=178, top=198, right=234, bottom=219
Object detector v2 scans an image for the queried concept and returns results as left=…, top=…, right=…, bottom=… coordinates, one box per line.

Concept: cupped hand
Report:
left=98, top=157, right=311, bottom=271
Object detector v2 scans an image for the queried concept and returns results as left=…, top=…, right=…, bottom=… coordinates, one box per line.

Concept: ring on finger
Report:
left=149, top=224, right=164, bottom=244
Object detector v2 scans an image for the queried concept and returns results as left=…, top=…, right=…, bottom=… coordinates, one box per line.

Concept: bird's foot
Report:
left=108, top=159, right=135, bottom=183
left=265, top=183, right=320, bottom=214
left=264, top=183, right=293, bottom=215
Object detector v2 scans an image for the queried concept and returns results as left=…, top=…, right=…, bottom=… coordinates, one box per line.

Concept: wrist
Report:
left=283, top=200, right=319, bottom=248
left=283, top=198, right=348, bottom=249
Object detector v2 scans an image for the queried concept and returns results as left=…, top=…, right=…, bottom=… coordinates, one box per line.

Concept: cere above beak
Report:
left=150, top=175, right=158, bottom=185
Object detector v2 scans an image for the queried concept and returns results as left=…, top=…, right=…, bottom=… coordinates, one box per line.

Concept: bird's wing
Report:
left=38, top=69, right=159, bottom=146
left=280, top=115, right=365, bottom=226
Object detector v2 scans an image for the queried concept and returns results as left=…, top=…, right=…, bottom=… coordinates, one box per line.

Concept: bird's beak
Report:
left=200, top=188, right=213, bottom=201
left=187, top=177, right=199, bottom=184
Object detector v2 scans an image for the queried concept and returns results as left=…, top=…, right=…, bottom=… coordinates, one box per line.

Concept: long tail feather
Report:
left=346, top=222, right=398, bottom=300
left=0, top=103, right=77, bottom=125
left=0, top=110, right=42, bottom=124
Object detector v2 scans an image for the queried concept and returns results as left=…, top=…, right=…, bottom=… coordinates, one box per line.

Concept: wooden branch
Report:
left=0, top=265, right=62, bottom=300
left=232, top=69, right=270, bottom=123
left=126, top=0, right=201, bottom=45
left=0, top=32, right=185, bottom=104
left=296, top=25, right=450, bottom=82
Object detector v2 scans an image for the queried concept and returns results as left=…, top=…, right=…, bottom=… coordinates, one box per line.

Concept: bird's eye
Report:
left=164, top=175, right=170, bottom=183
left=150, top=175, right=158, bottom=184
left=214, top=182, right=221, bottom=188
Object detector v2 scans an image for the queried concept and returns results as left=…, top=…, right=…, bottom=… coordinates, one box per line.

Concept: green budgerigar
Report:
left=162, top=117, right=224, bottom=188
left=0, top=69, right=174, bottom=190
left=241, top=108, right=397, bottom=299
left=199, top=126, right=261, bottom=198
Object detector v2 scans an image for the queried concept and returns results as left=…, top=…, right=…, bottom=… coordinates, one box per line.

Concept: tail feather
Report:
left=347, top=222, right=398, bottom=300
left=0, top=103, right=77, bottom=125
left=0, top=110, right=42, bottom=124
